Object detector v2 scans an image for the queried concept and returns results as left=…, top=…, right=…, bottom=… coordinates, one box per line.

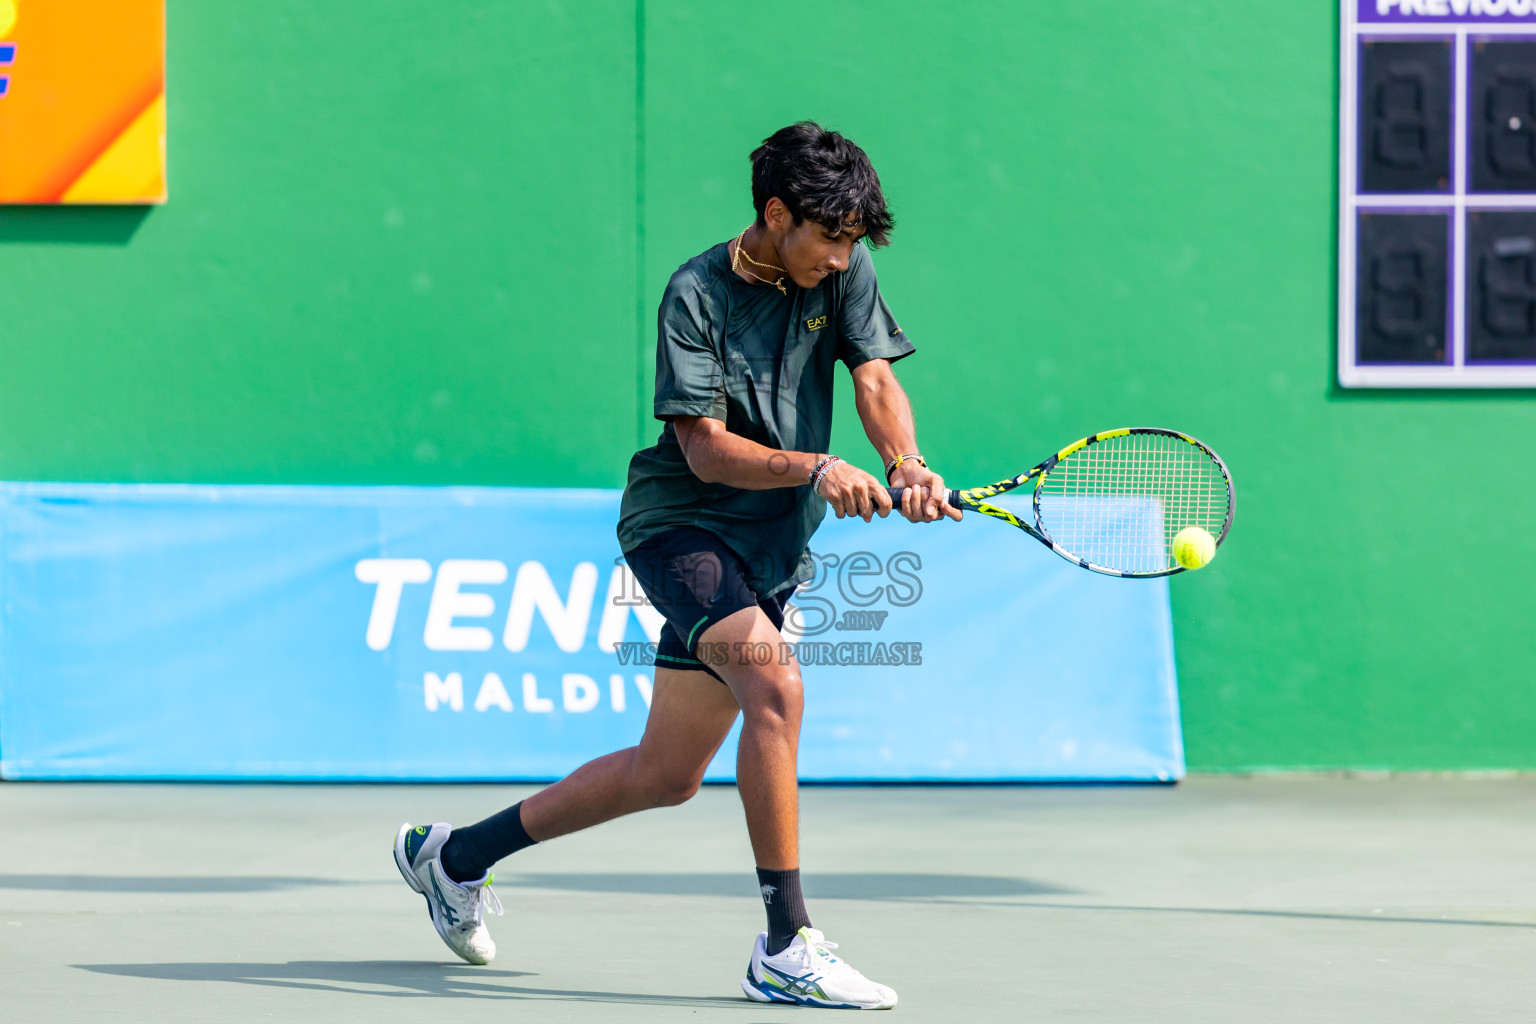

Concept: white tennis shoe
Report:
left=742, top=927, right=898, bottom=1009
left=393, top=821, right=502, bottom=965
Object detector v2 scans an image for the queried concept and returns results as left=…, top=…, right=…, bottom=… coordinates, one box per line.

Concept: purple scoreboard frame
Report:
left=1341, top=0, right=1536, bottom=387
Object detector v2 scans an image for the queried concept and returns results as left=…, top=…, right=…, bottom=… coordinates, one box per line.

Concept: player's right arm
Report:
left=673, top=416, right=892, bottom=523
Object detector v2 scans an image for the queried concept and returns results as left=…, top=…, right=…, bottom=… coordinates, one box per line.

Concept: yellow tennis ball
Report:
left=0, top=1, right=16, bottom=37
left=1171, top=526, right=1216, bottom=570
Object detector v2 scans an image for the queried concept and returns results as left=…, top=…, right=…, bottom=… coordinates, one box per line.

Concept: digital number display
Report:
left=1340, top=1, right=1536, bottom=386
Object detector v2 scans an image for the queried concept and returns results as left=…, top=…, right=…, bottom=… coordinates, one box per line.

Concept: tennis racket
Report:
left=888, top=427, right=1234, bottom=578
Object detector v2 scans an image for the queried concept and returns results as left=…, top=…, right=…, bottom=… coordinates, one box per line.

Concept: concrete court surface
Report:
left=1, top=779, right=1533, bottom=1023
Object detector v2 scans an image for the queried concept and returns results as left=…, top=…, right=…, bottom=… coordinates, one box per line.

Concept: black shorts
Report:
left=622, top=526, right=791, bottom=683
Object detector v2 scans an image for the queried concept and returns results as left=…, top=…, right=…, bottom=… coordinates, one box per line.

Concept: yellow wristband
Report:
left=884, top=453, right=926, bottom=483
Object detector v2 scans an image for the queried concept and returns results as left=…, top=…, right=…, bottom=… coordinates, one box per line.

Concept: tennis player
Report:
left=394, top=122, right=958, bottom=1010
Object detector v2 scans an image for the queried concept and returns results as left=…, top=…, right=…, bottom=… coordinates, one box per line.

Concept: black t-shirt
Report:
left=617, top=240, right=915, bottom=595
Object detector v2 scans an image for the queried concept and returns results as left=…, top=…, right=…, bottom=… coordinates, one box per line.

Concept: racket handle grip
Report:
left=886, top=486, right=958, bottom=506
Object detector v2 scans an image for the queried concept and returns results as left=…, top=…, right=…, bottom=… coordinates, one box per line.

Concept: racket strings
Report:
left=1037, top=432, right=1230, bottom=575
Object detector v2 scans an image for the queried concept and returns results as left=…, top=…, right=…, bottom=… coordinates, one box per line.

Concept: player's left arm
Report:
left=851, top=358, right=961, bottom=523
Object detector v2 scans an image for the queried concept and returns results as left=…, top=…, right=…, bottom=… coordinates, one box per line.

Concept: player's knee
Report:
left=742, top=669, right=803, bottom=730
left=657, top=775, right=702, bottom=807
left=643, top=770, right=702, bottom=808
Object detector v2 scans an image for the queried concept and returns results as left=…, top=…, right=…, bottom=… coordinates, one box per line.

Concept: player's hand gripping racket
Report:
left=889, top=428, right=1234, bottom=578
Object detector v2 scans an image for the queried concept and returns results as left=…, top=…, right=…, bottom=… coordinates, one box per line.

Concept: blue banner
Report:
left=0, top=483, right=1183, bottom=781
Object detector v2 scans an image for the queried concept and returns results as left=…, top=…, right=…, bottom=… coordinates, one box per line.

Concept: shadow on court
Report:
left=0, top=871, right=1064, bottom=899
left=72, top=961, right=754, bottom=1008
left=0, top=874, right=367, bottom=893
left=509, top=872, right=1068, bottom=899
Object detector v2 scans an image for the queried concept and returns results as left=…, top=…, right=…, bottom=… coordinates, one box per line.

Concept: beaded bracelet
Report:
left=810, top=455, right=842, bottom=496
left=884, top=453, right=926, bottom=483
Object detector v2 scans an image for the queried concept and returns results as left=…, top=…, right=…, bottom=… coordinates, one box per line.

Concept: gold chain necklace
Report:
left=732, top=228, right=787, bottom=294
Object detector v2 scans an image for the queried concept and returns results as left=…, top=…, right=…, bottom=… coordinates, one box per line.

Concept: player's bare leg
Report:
left=393, top=667, right=738, bottom=964
left=697, top=605, right=802, bottom=870
left=695, top=606, right=897, bottom=1009
left=519, top=666, right=740, bottom=839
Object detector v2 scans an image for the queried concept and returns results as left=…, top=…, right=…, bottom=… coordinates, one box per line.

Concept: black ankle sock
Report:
left=440, top=801, right=537, bottom=883
left=756, top=867, right=812, bottom=956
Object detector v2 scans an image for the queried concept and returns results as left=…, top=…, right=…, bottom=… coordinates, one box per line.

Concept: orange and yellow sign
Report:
left=0, top=0, right=165, bottom=204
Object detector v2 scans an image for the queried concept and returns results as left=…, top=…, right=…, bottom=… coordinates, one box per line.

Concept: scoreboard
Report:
left=1341, top=1, right=1536, bottom=387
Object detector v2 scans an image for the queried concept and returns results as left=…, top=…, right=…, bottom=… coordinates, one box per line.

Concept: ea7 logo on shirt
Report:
left=804, top=315, right=828, bottom=332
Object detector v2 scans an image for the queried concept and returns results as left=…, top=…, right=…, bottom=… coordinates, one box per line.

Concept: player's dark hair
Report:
left=750, top=122, right=893, bottom=248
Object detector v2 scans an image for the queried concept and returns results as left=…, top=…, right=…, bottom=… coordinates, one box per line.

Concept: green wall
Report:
left=2, top=1, right=1532, bottom=771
